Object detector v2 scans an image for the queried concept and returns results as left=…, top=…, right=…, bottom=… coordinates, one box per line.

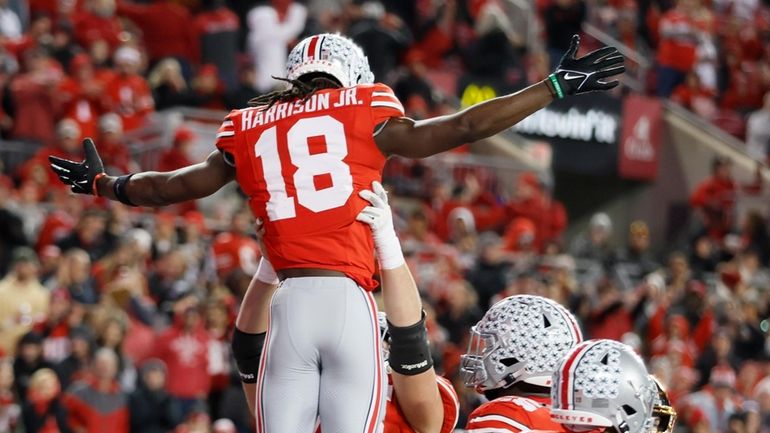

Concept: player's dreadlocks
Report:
left=249, top=74, right=341, bottom=109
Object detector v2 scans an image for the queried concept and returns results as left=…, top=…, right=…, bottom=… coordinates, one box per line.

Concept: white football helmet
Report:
left=551, top=340, right=657, bottom=433
left=460, top=295, right=583, bottom=391
left=286, top=33, right=375, bottom=87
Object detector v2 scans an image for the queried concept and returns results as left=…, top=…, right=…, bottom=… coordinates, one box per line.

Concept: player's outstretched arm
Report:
left=49, top=138, right=235, bottom=207
left=375, top=35, right=624, bottom=158
left=357, top=182, right=446, bottom=433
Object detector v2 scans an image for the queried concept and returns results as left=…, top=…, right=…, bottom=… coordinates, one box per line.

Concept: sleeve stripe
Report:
left=468, top=415, right=530, bottom=431
left=467, top=428, right=525, bottom=433
left=216, top=131, right=235, bottom=138
left=222, top=120, right=234, bottom=127
left=372, top=91, right=399, bottom=100
left=371, top=101, right=404, bottom=112
left=436, top=378, right=460, bottom=429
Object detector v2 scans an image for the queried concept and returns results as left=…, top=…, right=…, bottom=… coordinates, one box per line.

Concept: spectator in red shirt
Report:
left=194, top=0, right=239, bottom=89
left=671, top=72, right=718, bottom=118
left=103, top=45, right=154, bottom=131
left=211, top=209, right=260, bottom=279
left=690, top=156, right=762, bottom=241
left=117, top=0, right=198, bottom=66
left=505, top=172, right=567, bottom=251
left=656, top=0, right=700, bottom=97
left=190, top=64, right=225, bottom=110
left=56, top=54, right=105, bottom=140
left=6, top=49, right=62, bottom=144
left=27, top=119, right=82, bottom=190
left=97, top=113, right=134, bottom=175
left=72, top=0, right=123, bottom=50
left=22, top=368, right=68, bottom=433
left=33, top=289, right=73, bottom=364
left=63, top=348, right=129, bottom=433
left=154, top=298, right=211, bottom=418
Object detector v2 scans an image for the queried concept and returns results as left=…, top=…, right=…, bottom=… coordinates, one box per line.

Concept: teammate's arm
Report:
left=375, top=36, right=624, bottom=158
left=357, top=182, right=446, bottom=433
left=232, top=254, right=279, bottom=417
left=49, top=139, right=235, bottom=207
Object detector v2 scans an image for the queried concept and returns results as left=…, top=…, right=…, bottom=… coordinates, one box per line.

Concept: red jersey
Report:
left=214, top=84, right=405, bottom=290
left=384, top=375, right=459, bottom=433
left=656, top=10, right=697, bottom=72
left=56, top=77, right=102, bottom=139
left=466, top=395, right=568, bottom=433
left=104, top=74, right=154, bottom=131
left=211, top=232, right=261, bottom=278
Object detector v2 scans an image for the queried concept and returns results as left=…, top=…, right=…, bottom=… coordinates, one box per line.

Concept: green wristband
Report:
left=549, top=74, right=564, bottom=99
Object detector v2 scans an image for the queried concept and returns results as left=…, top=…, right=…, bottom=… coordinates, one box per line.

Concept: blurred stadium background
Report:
left=0, top=0, right=769, bottom=431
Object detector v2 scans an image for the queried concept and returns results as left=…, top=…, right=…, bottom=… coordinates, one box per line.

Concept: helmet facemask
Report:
left=651, top=377, right=677, bottom=433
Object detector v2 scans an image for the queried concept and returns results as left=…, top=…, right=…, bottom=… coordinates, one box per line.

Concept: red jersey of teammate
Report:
left=211, top=232, right=261, bottom=278
left=383, top=375, right=459, bottom=433
left=214, top=84, right=405, bottom=290
left=466, top=395, right=569, bottom=433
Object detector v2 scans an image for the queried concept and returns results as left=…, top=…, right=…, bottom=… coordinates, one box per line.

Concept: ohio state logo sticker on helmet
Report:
left=286, top=33, right=375, bottom=88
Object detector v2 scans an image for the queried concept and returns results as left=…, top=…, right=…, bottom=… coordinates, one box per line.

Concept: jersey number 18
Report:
left=254, top=115, right=353, bottom=221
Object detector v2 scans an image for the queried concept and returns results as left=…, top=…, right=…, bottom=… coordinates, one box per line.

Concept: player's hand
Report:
left=549, top=35, right=625, bottom=98
left=357, top=181, right=405, bottom=270
left=356, top=181, right=394, bottom=236
left=48, top=138, right=105, bottom=195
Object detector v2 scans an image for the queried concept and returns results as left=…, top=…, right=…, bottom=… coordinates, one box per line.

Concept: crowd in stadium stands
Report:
left=0, top=0, right=769, bottom=432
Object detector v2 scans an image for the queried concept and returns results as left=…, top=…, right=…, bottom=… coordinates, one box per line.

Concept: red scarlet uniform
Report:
left=383, top=375, right=460, bottom=433
left=214, top=84, right=405, bottom=289
left=466, top=395, right=569, bottom=433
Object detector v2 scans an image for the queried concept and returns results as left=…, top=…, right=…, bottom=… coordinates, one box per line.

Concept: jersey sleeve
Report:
left=436, top=376, right=460, bottom=433
left=465, top=399, right=534, bottom=433
left=369, top=83, right=405, bottom=127
left=215, top=110, right=238, bottom=165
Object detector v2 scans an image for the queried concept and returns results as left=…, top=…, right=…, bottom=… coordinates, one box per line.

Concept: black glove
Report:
left=549, top=35, right=625, bottom=98
left=48, top=138, right=105, bottom=195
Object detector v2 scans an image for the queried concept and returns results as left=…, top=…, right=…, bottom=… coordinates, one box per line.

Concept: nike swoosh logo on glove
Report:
left=563, top=72, right=586, bottom=80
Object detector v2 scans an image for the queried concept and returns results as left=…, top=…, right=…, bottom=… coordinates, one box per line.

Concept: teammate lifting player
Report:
left=49, top=32, right=624, bottom=433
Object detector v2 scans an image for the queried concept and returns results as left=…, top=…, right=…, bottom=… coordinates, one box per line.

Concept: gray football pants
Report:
left=255, top=277, right=386, bottom=433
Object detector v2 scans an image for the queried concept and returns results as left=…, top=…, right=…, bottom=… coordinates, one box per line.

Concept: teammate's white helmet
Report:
left=461, top=295, right=583, bottom=391
left=551, top=340, right=657, bottom=433
left=286, top=33, right=374, bottom=88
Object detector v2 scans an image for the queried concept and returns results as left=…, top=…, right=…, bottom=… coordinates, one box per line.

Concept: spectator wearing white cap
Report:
left=97, top=113, right=136, bottom=174
left=104, top=45, right=155, bottom=131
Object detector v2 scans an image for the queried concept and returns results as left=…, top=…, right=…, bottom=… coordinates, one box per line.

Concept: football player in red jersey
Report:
left=232, top=182, right=459, bottom=433
left=461, top=295, right=583, bottom=433
left=49, top=33, right=623, bottom=433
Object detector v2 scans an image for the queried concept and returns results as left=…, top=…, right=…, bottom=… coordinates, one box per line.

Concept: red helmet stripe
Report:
left=560, top=341, right=592, bottom=409
left=307, top=36, right=320, bottom=60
